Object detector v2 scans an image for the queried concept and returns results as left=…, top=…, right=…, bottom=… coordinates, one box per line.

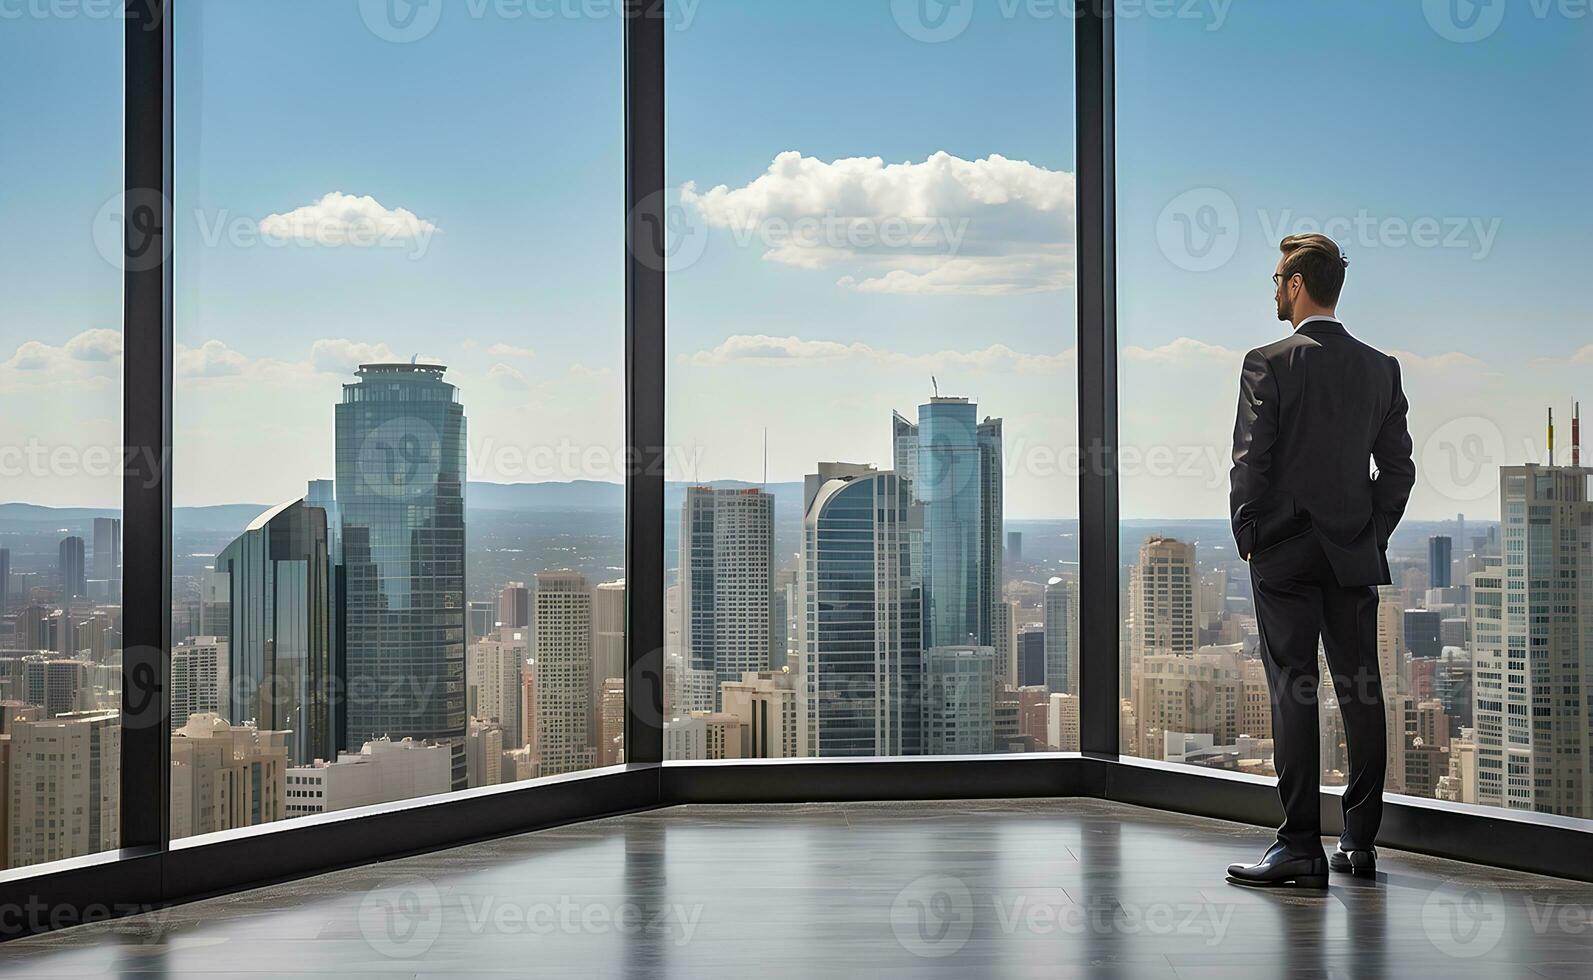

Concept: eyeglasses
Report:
left=1272, top=273, right=1298, bottom=288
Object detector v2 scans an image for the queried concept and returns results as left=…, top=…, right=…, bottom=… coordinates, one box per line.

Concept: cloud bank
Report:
left=259, top=192, right=440, bottom=253
left=681, top=151, right=1075, bottom=295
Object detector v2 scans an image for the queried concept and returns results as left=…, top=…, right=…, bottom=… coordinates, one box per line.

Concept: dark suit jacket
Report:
left=1229, top=319, right=1416, bottom=587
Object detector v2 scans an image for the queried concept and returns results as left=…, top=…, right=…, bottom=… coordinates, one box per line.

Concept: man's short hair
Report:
left=1279, top=233, right=1348, bottom=307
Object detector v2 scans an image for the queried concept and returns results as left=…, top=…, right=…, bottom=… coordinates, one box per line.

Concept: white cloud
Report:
left=64, top=329, right=122, bottom=362
left=3, top=329, right=123, bottom=374
left=259, top=192, right=440, bottom=252
left=568, top=364, right=615, bottom=382
left=311, top=339, right=399, bottom=376
left=175, top=340, right=249, bottom=379
left=686, top=334, right=1073, bottom=375
left=1392, top=349, right=1490, bottom=374
left=682, top=151, right=1075, bottom=296
left=488, top=364, right=531, bottom=390
left=1124, top=338, right=1244, bottom=366
left=488, top=343, right=535, bottom=359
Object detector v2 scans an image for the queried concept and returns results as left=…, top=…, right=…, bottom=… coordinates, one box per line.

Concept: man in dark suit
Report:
left=1225, top=234, right=1416, bottom=889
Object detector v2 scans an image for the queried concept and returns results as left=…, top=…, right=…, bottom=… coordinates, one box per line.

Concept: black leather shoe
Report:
left=1227, top=842, right=1328, bottom=889
left=1329, top=844, right=1376, bottom=877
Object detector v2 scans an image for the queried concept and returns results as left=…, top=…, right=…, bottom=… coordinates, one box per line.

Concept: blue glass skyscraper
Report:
left=918, top=397, right=982, bottom=648
left=802, top=467, right=920, bottom=757
left=216, top=498, right=332, bottom=765
left=336, top=362, right=468, bottom=789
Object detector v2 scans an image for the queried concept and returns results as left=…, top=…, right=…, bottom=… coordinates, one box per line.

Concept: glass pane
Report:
left=171, top=2, right=623, bottom=840
left=664, top=2, right=1076, bottom=759
left=1118, top=2, right=1593, bottom=822
left=0, top=12, right=123, bottom=871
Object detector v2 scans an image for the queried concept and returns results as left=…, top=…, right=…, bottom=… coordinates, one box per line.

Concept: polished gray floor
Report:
left=1, top=798, right=1591, bottom=978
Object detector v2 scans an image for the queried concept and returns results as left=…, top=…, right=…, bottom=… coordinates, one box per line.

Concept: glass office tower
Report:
left=216, top=499, right=333, bottom=765
left=917, top=397, right=982, bottom=649
left=336, top=362, right=468, bottom=790
left=802, top=468, right=920, bottom=757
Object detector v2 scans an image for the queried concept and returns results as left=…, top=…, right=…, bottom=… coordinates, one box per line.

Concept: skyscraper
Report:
left=1403, top=609, right=1442, bottom=660
left=216, top=499, right=333, bottom=765
left=1127, top=537, right=1196, bottom=688
left=1471, top=463, right=1593, bottom=817
left=591, top=579, right=626, bottom=745
left=921, top=645, right=997, bottom=755
left=976, top=416, right=1005, bottom=642
left=1044, top=575, right=1079, bottom=695
left=802, top=467, right=920, bottom=757
left=1428, top=535, right=1453, bottom=589
left=336, top=362, right=468, bottom=789
left=0, top=546, right=10, bottom=613
left=467, top=627, right=526, bottom=750
left=8, top=711, right=119, bottom=868
left=679, top=486, right=775, bottom=711
left=911, top=395, right=994, bottom=646
left=534, top=570, right=595, bottom=776
left=92, top=517, right=120, bottom=585
left=993, top=598, right=1019, bottom=687
left=497, top=582, right=531, bottom=630
left=171, top=637, right=229, bottom=733
left=58, top=536, right=85, bottom=599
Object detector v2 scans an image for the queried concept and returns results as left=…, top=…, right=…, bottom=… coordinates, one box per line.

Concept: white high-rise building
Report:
left=1127, top=537, right=1197, bottom=701
left=169, top=714, right=288, bottom=838
left=1472, top=464, right=1593, bottom=817
left=993, top=599, right=1020, bottom=688
left=680, top=487, right=775, bottom=712
left=1048, top=692, right=1080, bottom=752
left=466, top=718, right=505, bottom=788
left=468, top=628, right=526, bottom=749
left=592, top=579, right=626, bottom=743
left=171, top=637, right=229, bottom=733
left=7, top=711, right=120, bottom=868
left=721, top=670, right=801, bottom=758
left=534, top=571, right=595, bottom=776
left=284, top=737, right=454, bottom=819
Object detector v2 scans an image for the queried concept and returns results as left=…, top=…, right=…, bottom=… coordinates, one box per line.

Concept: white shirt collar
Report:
left=1296, top=315, right=1340, bottom=330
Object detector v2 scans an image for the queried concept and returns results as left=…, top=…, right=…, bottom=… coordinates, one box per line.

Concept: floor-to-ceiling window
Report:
left=1117, top=0, right=1593, bottom=821
left=0, top=10, right=124, bottom=873
left=169, top=0, right=625, bottom=839
left=662, top=1, right=1077, bottom=760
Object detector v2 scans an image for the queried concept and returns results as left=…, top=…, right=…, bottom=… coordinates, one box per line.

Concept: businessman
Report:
left=1225, top=234, right=1416, bottom=889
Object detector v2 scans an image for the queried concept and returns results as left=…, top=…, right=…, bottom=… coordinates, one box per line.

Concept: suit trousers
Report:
left=1249, top=529, right=1386, bottom=856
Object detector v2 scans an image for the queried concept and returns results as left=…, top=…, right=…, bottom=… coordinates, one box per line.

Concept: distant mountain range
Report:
left=1, top=480, right=811, bottom=534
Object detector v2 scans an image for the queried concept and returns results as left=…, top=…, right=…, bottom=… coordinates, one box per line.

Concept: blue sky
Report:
left=2, top=0, right=1589, bottom=520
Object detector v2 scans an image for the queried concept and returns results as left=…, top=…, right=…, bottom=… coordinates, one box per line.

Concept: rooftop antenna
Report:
left=1549, top=408, right=1556, bottom=467
left=932, top=376, right=939, bottom=398
left=763, top=427, right=768, bottom=487
left=411, top=354, right=419, bottom=365
left=1575, top=401, right=1582, bottom=468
